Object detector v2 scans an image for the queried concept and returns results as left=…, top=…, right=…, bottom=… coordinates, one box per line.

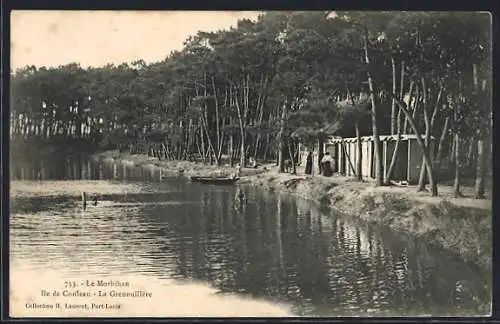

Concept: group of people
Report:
left=304, top=151, right=335, bottom=177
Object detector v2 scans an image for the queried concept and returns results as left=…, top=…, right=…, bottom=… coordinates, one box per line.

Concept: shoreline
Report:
left=92, top=150, right=492, bottom=271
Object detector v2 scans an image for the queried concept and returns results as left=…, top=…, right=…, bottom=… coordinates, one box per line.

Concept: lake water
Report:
left=9, top=155, right=491, bottom=317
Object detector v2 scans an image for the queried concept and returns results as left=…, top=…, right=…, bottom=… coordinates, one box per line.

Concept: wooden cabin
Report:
left=326, top=135, right=435, bottom=184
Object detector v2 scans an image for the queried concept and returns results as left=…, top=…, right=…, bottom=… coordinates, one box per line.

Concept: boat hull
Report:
left=190, top=176, right=239, bottom=185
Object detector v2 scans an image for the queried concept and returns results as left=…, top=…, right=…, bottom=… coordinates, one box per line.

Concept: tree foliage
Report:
left=11, top=11, right=491, bottom=196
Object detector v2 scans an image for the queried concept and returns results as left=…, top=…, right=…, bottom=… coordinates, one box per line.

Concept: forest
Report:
left=10, top=11, right=492, bottom=198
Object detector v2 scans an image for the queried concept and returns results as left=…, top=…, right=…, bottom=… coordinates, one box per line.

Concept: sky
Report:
left=10, top=10, right=262, bottom=71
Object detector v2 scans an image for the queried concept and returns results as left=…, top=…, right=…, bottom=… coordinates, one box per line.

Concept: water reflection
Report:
left=9, top=158, right=491, bottom=317
left=10, top=156, right=166, bottom=183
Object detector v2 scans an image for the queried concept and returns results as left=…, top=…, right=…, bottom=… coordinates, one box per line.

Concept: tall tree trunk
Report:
left=452, top=85, right=462, bottom=197
left=450, top=132, right=456, bottom=163
left=475, top=139, right=486, bottom=199
left=391, top=56, right=397, bottom=135
left=239, top=129, right=245, bottom=168
left=288, top=139, right=297, bottom=175
left=195, top=135, right=203, bottom=163
left=435, top=115, right=450, bottom=172
left=263, top=138, right=270, bottom=162
left=200, top=111, right=218, bottom=165
left=182, top=118, right=191, bottom=160
left=278, top=98, right=288, bottom=173
left=200, top=72, right=218, bottom=165
left=234, top=75, right=250, bottom=168
left=385, top=112, right=402, bottom=185
left=391, top=94, right=438, bottom=196
left=355, top=122, right=362, bottom=181
left=404, top=85, right=419, bottom=134
left=399, top=61, right=406, bottom=103
left=253, top=75, right=268, bottom=162
left=473, top=63, right=487, bottom=199
left=228, top=85, right=235, bottom=166
left=466, top=138, right=475, bottom=170
left=212, top=77, right=223, bottom=166
left=347, top=88, right=363, bottom=181
left=417, top=77, right=431, bottom=191
left=264, top=107, right=276, bottom=163
left=363, top=30, right=383, bottom=186
left=385, top=79, right=414, bottom=185
left=453, top=132, right=461, bottom=197
left=253, top=103, right=265, bottom=162
left=229, top=131, right=234, bottom=167
left=199, top=127, right=206, bottom=164
left=242, top=74, right=251, bottom=167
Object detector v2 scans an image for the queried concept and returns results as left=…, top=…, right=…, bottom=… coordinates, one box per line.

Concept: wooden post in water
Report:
left=82, top=192, right=87, bottom=210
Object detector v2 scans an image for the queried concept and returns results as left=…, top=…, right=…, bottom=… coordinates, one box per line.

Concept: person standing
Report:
left=321, top=152, right=334, bottom=177
left=305, top=151, right=313, bottom=175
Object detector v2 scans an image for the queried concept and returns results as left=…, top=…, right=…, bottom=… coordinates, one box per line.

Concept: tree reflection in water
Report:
left=130, top=183, right=488, bottom=316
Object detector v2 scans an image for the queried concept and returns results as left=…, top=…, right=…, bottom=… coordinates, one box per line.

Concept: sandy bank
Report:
left=93, top=150, right=492, bottom=271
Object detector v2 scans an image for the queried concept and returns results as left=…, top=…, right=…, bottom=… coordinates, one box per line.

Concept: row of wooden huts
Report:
left=300, top=134, right=434, bottom=184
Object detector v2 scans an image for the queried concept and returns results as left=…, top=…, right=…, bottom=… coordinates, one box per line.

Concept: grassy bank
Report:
left=93, top=150, right=492, bottom=271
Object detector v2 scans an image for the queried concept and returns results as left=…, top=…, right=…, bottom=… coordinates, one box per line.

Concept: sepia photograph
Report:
left=9, top=10, right=492, bottom=317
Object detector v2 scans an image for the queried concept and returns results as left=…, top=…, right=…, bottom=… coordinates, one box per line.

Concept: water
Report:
left=9, top=155, right=491, bottom=317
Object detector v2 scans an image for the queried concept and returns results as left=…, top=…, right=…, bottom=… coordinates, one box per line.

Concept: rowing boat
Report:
left=190, top=176, right=239, bottom=185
